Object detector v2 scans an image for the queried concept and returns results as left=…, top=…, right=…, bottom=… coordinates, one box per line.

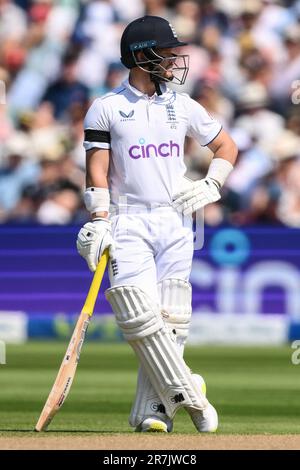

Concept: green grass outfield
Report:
left=0, top=342, right=299, bottom=436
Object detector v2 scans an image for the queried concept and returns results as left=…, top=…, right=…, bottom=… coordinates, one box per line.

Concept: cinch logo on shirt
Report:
left=128, top=139, right=180, bottom=159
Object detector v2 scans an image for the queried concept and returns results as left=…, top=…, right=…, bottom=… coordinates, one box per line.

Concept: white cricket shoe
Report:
left=193, top=373, right=207, bottom=396
left=135, top=374, right=208, bottom=433
left=135, top=416, right=172, bottom=433
left=187, top=374, right=218, bottom=432
left=188, top=403, right=218, bottom=432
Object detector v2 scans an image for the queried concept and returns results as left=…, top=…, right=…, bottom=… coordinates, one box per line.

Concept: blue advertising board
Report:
left=0, top=225, right=299, bottom=341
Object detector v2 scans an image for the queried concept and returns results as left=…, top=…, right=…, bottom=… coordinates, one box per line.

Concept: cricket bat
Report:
left=35, top=249, right=109, bottom=432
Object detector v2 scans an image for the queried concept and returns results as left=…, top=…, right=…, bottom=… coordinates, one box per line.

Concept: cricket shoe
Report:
left=193, top=373, right=207, bottom=396
left=136, top=374, right=207, bottom=433
left=188, top=403, right=218, bottom=432
left=187, top=374, right=218, bottom=432
left=135, top=416, right=172, bottom=433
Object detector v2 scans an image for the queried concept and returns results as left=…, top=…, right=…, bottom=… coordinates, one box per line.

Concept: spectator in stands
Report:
left=42, top=50, right=89, bottom=120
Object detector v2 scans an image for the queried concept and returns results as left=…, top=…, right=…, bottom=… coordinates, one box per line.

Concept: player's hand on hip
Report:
left=172, top=177, right=221, bottom=216
left=76, top=218, right=115, bottom=272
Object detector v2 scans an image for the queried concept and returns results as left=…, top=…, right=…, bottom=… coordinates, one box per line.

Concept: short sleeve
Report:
left=83, top=98, right=111, bottom=151
left=185, top=96, right=222, bottom=146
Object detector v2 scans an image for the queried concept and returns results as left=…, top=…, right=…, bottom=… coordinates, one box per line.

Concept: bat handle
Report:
left=81, top=249, right=109, bottom=316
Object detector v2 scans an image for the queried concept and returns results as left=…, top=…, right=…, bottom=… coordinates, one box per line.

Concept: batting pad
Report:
left=129, top=363, right=171, bottom=428
left=105, top=285, right=208, bottom=419
left=158, top=278, right=192, bottom=352
left=130, top=278, right=192, bottom=427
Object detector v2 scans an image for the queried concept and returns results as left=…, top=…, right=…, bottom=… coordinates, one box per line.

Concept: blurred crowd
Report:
left=1, top=0, right=300, bottom=226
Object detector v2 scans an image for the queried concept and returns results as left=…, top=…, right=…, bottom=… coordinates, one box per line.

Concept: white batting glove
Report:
left=172, top=177, right=221, bottom=216
left=76, top=218, right=115, bottom=272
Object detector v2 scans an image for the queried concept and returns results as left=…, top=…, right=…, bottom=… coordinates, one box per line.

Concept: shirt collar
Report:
left=122, top=78, right=169, bottom=100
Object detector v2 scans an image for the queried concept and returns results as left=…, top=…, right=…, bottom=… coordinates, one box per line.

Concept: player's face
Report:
left=135, top=46, right=189, bottom=85
left=155, top=48, right=178, bottom=80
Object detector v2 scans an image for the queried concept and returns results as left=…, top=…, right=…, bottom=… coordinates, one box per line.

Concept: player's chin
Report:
left=162, top=71, right=174, bottom=82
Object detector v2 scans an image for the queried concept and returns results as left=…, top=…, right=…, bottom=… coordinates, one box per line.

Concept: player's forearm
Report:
left=208, top=129, right=238, bottom=166
left=210, top=134, right=238, bottom=166
left=86, top=148, right=109, bottom=188
left=207, top=130, right=238, bottom=187
left=85, top=148, right=110, bottom=219
left=208, top=130, right=238, bottom=165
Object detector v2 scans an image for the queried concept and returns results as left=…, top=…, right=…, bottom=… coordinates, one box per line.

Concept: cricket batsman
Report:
left=77, top=16, right=238, bottom=433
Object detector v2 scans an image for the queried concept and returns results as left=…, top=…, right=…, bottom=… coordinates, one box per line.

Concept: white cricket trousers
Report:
left=108, top=206, right=194, bottom=302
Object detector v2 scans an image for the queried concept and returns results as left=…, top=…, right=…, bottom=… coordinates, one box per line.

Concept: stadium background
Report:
left=0, top=0, right=300, bottom=444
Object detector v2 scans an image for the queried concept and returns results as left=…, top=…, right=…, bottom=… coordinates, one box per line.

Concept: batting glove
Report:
left=172, top=177, right=221, bottom=216
left=76, top=218, right=115, bottom=272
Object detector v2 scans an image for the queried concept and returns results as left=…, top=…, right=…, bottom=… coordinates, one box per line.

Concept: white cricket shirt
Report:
left=83, top=79, right=222, bottom=207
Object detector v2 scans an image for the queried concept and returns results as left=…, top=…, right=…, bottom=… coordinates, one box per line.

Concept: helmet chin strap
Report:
left=150, top=74, right=162, bottom=96
left=142, top=49, right=163, bottom=96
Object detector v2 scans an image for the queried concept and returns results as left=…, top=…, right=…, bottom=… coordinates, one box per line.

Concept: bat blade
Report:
left=35, top=312, right=90, bottom=431
left=35, top=250, right=109, bottom=432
